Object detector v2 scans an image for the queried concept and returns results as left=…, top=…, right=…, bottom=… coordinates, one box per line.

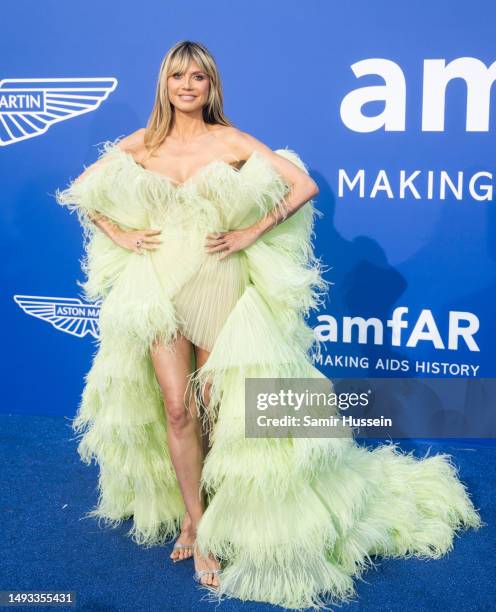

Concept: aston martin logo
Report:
left=0, top=78, right=117, bottom=146
left=13, top=294, right=102, bottom=339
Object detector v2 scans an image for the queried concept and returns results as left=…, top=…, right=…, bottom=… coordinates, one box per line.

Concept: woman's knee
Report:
left=165, top=403, right=189, bottom=431
left=165, top=391, right=198, bottom=431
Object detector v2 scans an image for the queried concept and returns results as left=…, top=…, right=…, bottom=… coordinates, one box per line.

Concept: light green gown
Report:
left=55, top=139, right=483, bottom=610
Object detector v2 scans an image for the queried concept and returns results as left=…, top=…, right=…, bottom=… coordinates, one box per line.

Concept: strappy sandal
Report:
left=170, top=541, right=194, bottom=563
left=192, top=541, right=221, bottom=589
left=193, top=568, right=221, bottom=589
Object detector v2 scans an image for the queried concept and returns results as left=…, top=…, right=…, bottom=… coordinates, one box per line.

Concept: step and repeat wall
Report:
left=3, top=1, right=494, bottom=435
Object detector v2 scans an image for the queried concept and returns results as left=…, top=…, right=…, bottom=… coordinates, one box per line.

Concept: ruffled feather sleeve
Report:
left=242, top=148, right=333, bottom=355
left=54, top=140, right=145, bottom=301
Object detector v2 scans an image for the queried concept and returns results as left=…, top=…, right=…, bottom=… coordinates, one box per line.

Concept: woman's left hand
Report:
left=204, top=226, right=261, bottom=260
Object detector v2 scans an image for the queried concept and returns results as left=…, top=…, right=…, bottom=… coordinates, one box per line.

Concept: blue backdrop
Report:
left=2, top=1, right=494, bottom=424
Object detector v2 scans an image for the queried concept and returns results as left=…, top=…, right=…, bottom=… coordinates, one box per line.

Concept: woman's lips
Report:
left=179, top=95, right=196, bottom=101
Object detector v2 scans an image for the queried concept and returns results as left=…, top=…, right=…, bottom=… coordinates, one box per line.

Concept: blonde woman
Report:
left=56, top=40, right=482, bottom=610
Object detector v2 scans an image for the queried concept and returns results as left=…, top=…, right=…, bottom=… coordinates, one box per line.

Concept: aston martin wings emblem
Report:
left=13, top=294, right=102, bottom=339
left=0, top=78, right=117, bottom=146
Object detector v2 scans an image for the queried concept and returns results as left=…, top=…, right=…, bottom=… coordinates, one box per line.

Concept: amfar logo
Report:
left=14, top=295, right=102, bottom=339
left=0, top=78, right=117, bottom=146
left=314, top=307, right=480, bottom=351
left=340, top=57, right=495, bottom=132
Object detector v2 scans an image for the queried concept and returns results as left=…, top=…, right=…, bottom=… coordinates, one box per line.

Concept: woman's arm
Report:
left=205, top=129, right=319, bottom=260
left=69, top=129, right=161, bottom=254
left=238, top=130, right=319, bottom=237
left=73, top=166, right=123, bottom=243
left=73, top=129, right=145, bottom=238
left=85, top=210, right=122, bottom=242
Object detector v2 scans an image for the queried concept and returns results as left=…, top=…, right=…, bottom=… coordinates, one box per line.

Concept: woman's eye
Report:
left=171, top=73, right=205, bottom=81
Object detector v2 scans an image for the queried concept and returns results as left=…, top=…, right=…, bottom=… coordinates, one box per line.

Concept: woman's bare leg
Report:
left=150, top=333, right=203, bottom=563
left=191, top=344, right=220, bottom=587
left=150, top=335, right=220, bottom=587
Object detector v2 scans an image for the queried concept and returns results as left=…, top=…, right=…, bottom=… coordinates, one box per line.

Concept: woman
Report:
left=56, top=40, right=483, bottom=610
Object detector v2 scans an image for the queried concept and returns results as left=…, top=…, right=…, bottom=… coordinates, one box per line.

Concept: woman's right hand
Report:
left=111, top=228, right=163, bottom=255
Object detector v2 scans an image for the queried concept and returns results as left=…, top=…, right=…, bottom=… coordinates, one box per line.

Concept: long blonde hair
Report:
left=144, top=40, right=233, bottom=155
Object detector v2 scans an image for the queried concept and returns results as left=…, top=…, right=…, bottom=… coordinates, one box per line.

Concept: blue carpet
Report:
left=0, top=413, right=494, bottom=612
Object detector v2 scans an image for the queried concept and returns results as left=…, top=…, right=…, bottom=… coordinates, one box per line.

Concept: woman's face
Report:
left=167, top=59, right=210, bottom=113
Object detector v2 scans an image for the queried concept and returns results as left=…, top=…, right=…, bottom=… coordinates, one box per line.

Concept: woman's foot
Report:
left=170, top=512, right=195, bottom=562
left=193, top=540, right=221, bottom=588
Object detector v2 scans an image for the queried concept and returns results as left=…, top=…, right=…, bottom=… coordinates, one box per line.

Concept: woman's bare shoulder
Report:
left=73, top=128, right=145, bottom=184
left=213, top=125, right=246, bottom=146
left=219, top=126, right=316, bottom=190
left=217, top=126, right=274, bottom=160
left=115, top=127, right=146, bottom=155
left=212, top=125, right=266, bottom=160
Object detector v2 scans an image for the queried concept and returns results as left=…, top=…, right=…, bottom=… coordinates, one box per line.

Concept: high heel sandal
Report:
left=192, top=541, right=221, bottom=590
left=193, top=568, right=221, bottom=589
